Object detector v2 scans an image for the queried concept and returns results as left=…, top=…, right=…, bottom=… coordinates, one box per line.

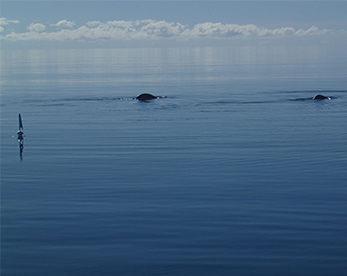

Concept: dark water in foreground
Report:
left=1, top=47, right=347, bottom=275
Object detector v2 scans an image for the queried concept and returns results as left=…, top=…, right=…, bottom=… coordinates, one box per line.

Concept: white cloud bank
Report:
left=0, top=18, right=331, bottom=43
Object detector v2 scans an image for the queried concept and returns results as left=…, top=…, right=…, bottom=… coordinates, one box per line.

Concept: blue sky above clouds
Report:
left=1, top=1, right=346, bottom=49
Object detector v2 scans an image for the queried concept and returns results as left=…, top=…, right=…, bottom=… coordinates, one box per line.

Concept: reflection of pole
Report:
left=17, top=114, right=24, bottom=161
left=19, top=139, right=24, bottom=161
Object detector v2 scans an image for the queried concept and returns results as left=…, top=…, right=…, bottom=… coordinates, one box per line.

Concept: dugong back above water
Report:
left=313, top=94, right=331, bottom=100
left=136, top=93, right=158, bottom=101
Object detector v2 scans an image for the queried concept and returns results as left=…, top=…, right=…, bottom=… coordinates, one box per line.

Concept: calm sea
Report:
left=1, top=46, right=347, bottom=276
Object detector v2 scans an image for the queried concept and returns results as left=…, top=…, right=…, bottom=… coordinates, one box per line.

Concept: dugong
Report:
left=136, top=93, right=158, bottom=101
left=313, top=94, right=331, bottom=100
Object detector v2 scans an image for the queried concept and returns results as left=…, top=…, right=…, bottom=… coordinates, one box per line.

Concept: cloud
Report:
left=27, top=23, right=46, bottom=32
left=0, top=19, right=333, bottom=43
left=184, top=23, right=327, bottom=38
left=185, top=22, right=253, bottom=38
left=294, top=26, right=328, bottom=36
left=139, top=20, right=186, bottom=38
left=86, top=21, right=102, bottom=28
left=51, top=20, right=76, bottom=29
left=0, top=17, right=20, bottom=32
left=0, top=17, right=20, bottom=26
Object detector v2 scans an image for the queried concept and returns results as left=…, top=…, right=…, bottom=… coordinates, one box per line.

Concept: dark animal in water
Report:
left=136, top=93, right=158, bottom=101
left=313, top=94, right=331, bottom=100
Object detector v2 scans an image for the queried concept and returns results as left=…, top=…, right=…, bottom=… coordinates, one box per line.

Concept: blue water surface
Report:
left=1, top=46, right=347, bottom=276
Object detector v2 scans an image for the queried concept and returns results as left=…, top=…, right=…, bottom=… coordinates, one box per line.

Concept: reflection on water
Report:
left=17, top=114, right=25, bottom=161
left=2, top=45, right=346, bottom=89
left=1, top=47, right=347, bottom=276
left=18, top=138, right=24, bottom=161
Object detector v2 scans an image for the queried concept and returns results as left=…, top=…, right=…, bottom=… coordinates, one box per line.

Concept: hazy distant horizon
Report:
left=1, top=1, right=346, bottom=50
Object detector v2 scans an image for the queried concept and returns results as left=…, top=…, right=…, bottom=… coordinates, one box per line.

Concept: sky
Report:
left=0, top=1, right=346, bottom=49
